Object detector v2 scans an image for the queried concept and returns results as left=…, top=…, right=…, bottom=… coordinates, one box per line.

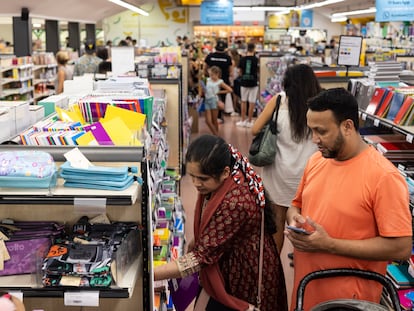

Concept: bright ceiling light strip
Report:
left=108, top=0, right=149, bottom=16
left=331, top=16, right=347, bottom=22
left=251, top=6, right=289, bottom=11
left=300, top=0, right=344, bottom=9
left=332, top=7, right=376, bottom=17
left=233, top=7, right=252, bottom=11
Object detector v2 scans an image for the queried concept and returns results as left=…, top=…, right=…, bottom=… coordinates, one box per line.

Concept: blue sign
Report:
left=300, top=9, right=313, bottom=27
left=201, top=0, right=233, bottom=25
left=376, top=0, right=414, bottom=22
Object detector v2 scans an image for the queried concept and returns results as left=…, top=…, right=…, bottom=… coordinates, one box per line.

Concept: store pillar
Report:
left=45, top=20, right=60, bottom=55
left=85, top=23, right=96, bottom=44
left=12, top=15, right=32, bottom=56
left=68, top=22, right=81, bottom=53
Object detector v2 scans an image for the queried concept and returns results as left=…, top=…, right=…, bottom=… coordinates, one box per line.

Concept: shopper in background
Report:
left=286, top=88, right=412, bottom=310
left=96, top=47, right=112, bottom=75
left=55, top=50, right=73, bottom=94
left=73, top=40, right=102, bottom=76
left=204, top=40, right=232, bottom=124
left=237, top=43, right=259, bottom=128
left=252, top=64, right=321, bottom=253
left=329, top=38, right=338, bottom=65
left=154, top=134, right=288, bottom=311
left=203, top=66, right=233, bottom=136
left=229, top=48, right=241, bottom=116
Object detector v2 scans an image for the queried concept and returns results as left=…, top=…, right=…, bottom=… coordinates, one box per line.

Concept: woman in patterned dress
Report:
left=154, top=134, right=287, bottom=311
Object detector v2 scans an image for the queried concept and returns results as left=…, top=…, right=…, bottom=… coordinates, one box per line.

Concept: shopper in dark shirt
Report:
left=204, top=40, right=232, bottom=123
left=237, top=42, right=258, bottom=127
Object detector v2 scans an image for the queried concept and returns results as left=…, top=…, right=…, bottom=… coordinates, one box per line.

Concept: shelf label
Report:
left=361, top=113, right=367, bottom=121
left=373, top=119, right=380, bottom=127
left=406, top=134, right=414, bottom=143
left=74, top=198, right=107, bottom=215
left=64, top=291, right=99, bottom=307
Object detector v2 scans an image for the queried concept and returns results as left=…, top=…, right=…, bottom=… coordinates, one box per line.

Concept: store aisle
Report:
left=180, top=113, right=295, bottom=310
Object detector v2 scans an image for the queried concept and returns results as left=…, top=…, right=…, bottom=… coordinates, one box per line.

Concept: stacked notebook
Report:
left=367, top=61, right=403, bottom=83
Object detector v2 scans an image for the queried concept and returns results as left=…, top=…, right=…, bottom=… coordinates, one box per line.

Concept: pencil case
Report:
left=0, top=220, right=65, bottom=276
left=59, top=161, right=138, bottom=181
left=59, top=161, right=142, bottom=191
left=0, top=150, right=57, bottom=188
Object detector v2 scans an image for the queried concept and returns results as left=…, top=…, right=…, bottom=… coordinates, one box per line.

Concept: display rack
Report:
left=0, top=145, right=147, bottom=311
left=0, top=62, right=33, bottom=104
left=33, top=64, right=57, bottom=103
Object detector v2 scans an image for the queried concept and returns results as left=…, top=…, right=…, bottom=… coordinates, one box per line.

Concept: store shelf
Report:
left=360, top=110, right=414, bottom=142
left=0, top=255, right=141, bottom=298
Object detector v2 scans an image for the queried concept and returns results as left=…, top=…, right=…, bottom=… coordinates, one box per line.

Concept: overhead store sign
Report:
left=375, top=0, right=414, bottom=22
left=201, top=0, right=233, bottom=25
left=300, top=10, right=313, bottom=27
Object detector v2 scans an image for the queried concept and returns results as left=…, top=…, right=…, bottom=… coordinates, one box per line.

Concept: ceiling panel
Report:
left=0, top=0, right=128, bottom=23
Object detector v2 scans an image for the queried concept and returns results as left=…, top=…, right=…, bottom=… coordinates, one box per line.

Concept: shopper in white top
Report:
left=251, top=64, right=321, bottom=252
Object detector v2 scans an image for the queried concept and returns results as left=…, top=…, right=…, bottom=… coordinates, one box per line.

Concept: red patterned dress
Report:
left=177, top=178, right=288, bottom=311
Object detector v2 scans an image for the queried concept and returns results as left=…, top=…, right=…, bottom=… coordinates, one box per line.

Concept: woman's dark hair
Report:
left=307, top=87, right=360, bottom=130
left=282, top=64, right=322, bottom=142
left=185, top=135, right=232, bottom=179
left=96, top=47, right=109, bottom=60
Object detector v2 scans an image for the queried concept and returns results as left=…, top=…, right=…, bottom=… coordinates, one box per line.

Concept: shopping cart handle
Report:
left=294, top=268, right=401, bottom=311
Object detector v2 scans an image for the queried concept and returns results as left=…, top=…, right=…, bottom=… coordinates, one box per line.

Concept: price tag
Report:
left=406, top=134, right=414, bottom=143
left=373, top=119, right=380, bottom=127
left=64, top=291, right=99, bottom=307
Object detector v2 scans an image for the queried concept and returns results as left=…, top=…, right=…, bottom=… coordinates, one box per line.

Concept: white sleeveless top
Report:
left=261, top=92, right=317, bottom=206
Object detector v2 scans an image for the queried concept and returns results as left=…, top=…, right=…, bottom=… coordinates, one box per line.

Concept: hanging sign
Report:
left=201, top=0, right=233, bottom=25
left=375, top=0, right=414, bottom=22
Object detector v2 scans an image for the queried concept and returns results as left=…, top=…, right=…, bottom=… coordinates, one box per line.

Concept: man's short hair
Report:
left=247, top=43, right=255, bottom=52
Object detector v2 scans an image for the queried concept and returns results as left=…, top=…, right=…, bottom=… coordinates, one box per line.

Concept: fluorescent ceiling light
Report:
left=108, top=0, right=149, bottom=16
left=332, top=7, right=376, bottom=17
left=331, top=16, right=347, bottom=22
left=251, top=6, right=289, bottom=11
left=300, top=0, right=344, bottom=9
left=233, top=7, right=252, bottom=11
left=234, top=6, right=289, bottom=11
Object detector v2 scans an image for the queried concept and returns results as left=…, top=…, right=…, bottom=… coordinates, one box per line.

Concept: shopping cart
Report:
left=294, top=268, right=401, bottom=311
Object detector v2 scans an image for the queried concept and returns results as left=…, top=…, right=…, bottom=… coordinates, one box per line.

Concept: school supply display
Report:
left=42, top=217, right=140, bottom=288
left=0, top=220, right=65, bottom=276
left=248, top=94, right=281, bottom=166
left=0, top=150, right=57, bottom=188
left=59, top=161, right=142, bottom=191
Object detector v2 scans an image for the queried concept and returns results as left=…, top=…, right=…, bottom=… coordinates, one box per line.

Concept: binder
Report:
left=366, top=88, right=387, bottom=115
left=386, top=92, right=406, bottom=121
left=375, top=91, right=394, bottom=118
left=394, top=96, right=414, bottom=125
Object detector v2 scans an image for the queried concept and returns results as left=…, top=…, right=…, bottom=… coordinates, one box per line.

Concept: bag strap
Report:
left=269, top=95, right=282, bottom=134
left=256, top=208, right=265, bottom=310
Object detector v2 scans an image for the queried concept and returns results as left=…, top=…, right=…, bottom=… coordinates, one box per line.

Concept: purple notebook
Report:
left=168, top=273, right=199, bottom=311
left=83, top=122, right=114, bottom=145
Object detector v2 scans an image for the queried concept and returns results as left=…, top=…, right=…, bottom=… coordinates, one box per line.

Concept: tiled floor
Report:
left=180, top=112, right=294, bottom=310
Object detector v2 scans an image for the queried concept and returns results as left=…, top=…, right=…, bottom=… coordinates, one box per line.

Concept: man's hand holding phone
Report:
left=286, top=225, right=311, bottom=235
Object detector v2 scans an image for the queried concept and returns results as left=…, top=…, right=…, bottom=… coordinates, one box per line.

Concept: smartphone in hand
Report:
left=286, top=225, right=311, bottom=235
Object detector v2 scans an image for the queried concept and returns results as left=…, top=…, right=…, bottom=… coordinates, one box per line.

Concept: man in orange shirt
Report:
left=285, top=87, right=412, bottom=310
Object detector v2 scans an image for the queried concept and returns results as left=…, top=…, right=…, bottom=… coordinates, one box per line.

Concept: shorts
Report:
left=241, top=86, right=259, bottom=103
left=204, top=96, right=218, bottom=110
